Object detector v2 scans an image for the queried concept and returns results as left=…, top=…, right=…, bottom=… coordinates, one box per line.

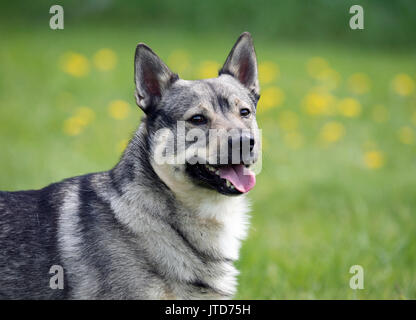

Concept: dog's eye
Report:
left=188, top=114, right=207, bottom=125
left=240, top=108, right=251, bottom=117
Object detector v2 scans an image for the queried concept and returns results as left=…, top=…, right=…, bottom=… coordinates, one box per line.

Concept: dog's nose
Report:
left=248, top=136, right=255, bottom=152
left=228, top=135, right=255, bottom=152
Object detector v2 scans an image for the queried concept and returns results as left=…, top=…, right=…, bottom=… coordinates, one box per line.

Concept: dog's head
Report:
left=134, top=32, right=260, bottom=197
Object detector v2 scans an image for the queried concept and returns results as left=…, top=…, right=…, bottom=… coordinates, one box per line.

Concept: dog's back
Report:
left=0, top=184, right=66, bottom=299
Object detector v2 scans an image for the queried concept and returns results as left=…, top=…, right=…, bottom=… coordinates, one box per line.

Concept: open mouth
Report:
left=185, top=163, right=256, bottom=196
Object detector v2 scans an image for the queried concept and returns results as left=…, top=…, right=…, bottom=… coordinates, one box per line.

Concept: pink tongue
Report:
left=218, top=164, right=256, bottom=193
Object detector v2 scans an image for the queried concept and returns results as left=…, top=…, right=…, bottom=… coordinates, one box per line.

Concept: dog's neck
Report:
left=110, top=120, right=250, bottom=255
left=107, top=122, right=250, bottom=297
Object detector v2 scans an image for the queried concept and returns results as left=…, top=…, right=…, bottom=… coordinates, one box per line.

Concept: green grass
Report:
left=1, top=24, right=415, bottom=299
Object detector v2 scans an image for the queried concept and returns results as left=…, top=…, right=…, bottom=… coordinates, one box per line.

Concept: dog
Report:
left=0, top=32, right=261, bottom=299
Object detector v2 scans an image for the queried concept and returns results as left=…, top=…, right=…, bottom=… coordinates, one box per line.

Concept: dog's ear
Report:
left=219, top=32, right=259, bottom=97
left=134, top=43, right=178, bottom=113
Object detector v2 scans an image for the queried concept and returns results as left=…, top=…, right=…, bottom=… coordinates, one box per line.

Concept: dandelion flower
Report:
left=63, top=116, right=85, bottom=136
left=337, top=98, right=362, bottom=118
left=258, top=61, right=279, bottom=84
left=198, top=61, right=220, bottom=79
left=93, top=49, right=117, bottom=71
left=364, top=150, right=385, bottom=169
left=60, top=52, right=90, bottom=77
left=320, top=121, right=345, bottom=143
left=303, top=92, right=335, bottom=115
left=74, top=107, right=95, bottom=126
left=258, top=86, right=285, bottom=111
left=168, top=50, right=190, bottom=74
left=62, top=106, right=95, bottom=136
left=392, top=74, right=415, bottom=96
left=108, top=100, right=130, bottom=120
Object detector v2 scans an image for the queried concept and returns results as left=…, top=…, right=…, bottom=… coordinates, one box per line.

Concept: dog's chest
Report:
left=107, top=188, right=250, bottom=299
left=178, top=195, right=250, bottom=261
left=166, top=197, right=250, bottom=299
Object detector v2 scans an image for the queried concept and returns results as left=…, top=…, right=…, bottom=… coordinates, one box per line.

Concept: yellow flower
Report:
left=168, top=50, right=190, bottom=74
left=74, top=107, right=95, bottom=126
left=348, top=73, right=371, bottom=94
left=108, top=100, right=130, bottom=120
left=364, top=151, right=385, bottom=169
left=337, top=98, right=362, bottom=118
left=63, top=116, right=85, bottom=136
left=371, top=105, right=389, bottom=123
left=93, top=49, right=117, bottom=71
left=392, top=74, right=415, bottom=96
left=397, top=126, right=414, bottom=145
left=117, top=139, right=129, bottom=153
left=258, top=61, right=279, bottom=84
left=277, top=110, right=299, bottom=131
left=197, top=61, right=220, bottom=79
left=283, top=131, right=304, bottom=149
left=62, top=107, right=95, bottom=136
left=258, top=86, right=285, bottom=111
left=307, top=57, right=329, bottom=78
left=303, top=92, right=335, bottom=115
left=60, top=52, right=90, bottom=77
left=320, top=121, right=345, bottom=143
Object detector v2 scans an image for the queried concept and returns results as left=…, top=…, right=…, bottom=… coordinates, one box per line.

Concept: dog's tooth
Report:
left=226, top=180, right=231, bottom=187
left=215, top=170, right=219, bottom=175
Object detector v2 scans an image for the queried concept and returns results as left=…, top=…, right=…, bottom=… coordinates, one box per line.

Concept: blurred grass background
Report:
left=0, top=0, right=415, bottom=299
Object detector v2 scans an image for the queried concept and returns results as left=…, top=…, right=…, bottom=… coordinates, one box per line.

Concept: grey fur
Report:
left=0, top=32, right=260, bottom=299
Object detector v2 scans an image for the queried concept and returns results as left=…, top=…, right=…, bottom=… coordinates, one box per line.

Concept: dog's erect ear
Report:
left=219, top=32, right=259, bottom=97
left=134, top=43, right=178, bottom=113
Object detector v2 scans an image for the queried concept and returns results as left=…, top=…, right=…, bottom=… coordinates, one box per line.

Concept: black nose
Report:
left=249, top=136, right=255, bottom=152
left=228, top=135, right=255, bottom=153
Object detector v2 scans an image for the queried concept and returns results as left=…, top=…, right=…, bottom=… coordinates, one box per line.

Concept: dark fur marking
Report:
left=218, top=69, right=235, bottom=79
left=109, top=169, right=123, bottom=196
left=0, top=184, right=68, bottom=299
left=76, top=175, right=166, bottom=296
left=205, top=82, right=230, bottom=113
left=189, top=279, right=233, bottom=297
